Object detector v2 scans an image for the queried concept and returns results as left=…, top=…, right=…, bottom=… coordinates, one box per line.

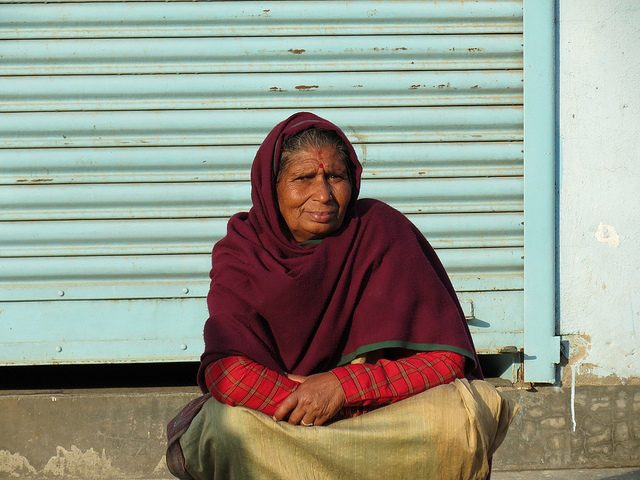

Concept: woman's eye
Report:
left=294, top=174, right=313, bottom=181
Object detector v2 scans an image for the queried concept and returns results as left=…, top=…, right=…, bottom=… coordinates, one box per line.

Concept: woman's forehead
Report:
left=284, top=147, right=347, bottom=170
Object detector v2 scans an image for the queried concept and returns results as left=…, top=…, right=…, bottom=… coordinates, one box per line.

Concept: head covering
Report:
left=199, top=112, right=480, bottom=390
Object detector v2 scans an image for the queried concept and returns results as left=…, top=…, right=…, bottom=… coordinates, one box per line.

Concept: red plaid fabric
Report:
left=332, top=350, right=464, bottom=407
left=205, top=351, right=465, bottom=417
left=205, top=356, right=299, bottom=416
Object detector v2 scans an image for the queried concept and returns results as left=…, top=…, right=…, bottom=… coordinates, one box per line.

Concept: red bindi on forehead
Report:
left=318, top=162, right=325, bottom=169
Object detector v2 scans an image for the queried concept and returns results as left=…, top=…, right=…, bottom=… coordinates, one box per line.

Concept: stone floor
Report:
left=492, top=468, right=640, bottom=479
left=134, top=467, right=640, bottom=479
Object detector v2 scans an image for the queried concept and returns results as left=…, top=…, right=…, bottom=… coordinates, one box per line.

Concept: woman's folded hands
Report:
left=273, top=372, right=346, bottom=426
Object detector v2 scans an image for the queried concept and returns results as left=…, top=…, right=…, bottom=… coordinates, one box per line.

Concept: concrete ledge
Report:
left=0, top=388, right=199, bottom=479
left=494, top=384, right=640, bottom=471
left=492, top=468, right=640, bottom=480
left=1, top=384, right=639, bottom=478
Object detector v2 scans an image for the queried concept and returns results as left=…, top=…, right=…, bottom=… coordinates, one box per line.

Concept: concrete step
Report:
left=1, top=384, right=639, bottom=479
left=0, top=387, right=198, bottom=479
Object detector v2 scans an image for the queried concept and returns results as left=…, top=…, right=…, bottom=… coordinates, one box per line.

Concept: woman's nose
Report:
left=312, top=175, right=332, bottom=202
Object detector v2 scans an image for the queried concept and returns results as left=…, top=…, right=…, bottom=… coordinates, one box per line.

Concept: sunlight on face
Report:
left=276, top=145, right=352, bottom=243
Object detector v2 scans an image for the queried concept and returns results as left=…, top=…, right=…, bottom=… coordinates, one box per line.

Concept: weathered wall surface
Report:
left=559, top=0, right=640, bottom=383
left=495, top=385, right=640, bottom=471
left=0, top=389, right=191, bottom=479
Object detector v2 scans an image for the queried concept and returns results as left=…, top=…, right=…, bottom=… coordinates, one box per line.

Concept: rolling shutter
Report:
left=0, top=1, right=556, bottom=380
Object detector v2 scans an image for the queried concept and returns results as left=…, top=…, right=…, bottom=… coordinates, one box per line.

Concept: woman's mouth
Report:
left=308, top=211, right=337, bottom=223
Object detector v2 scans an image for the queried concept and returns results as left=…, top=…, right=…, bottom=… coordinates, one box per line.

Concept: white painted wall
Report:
left=559, top=0, right=640, bottom=381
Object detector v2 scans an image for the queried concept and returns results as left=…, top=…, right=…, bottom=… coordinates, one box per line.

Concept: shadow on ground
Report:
left=602, top=470, right=640, bottom=480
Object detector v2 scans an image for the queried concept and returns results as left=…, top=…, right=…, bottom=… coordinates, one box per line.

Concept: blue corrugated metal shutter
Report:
left=0, top=1, right=555, bottom=380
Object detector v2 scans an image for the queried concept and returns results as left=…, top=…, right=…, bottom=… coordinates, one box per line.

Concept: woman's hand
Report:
left=273, top=372, right=345, bottom=426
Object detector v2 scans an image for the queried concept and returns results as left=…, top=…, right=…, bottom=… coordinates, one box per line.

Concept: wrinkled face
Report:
left=276, top=145, right=352, bottom=243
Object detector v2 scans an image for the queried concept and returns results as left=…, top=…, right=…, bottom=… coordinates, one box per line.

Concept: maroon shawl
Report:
left=198, top=112, right=480, bottom=390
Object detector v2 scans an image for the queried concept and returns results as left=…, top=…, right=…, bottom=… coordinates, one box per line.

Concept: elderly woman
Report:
left=167, top=112, right=514, bottom=480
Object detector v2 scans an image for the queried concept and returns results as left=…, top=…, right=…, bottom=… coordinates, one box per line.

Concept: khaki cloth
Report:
left=179, top=379, right=516, bottom=480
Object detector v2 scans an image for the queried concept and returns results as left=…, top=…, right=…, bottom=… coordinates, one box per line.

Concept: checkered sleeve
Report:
left=204, top=356, right=299, bottom=416
left=331, top=350, right=466, bottom=407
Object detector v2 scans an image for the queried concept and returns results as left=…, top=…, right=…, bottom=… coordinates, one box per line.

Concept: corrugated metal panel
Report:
left=0, top=214, right=524, bottom=257
left=0, top=178, right=523, bottom=220
left=0, top=299, right=206, bottom=365
left=0, top=71, right=523, bottom=111
left=0, top=291, right=525, bottom=365
left=0, top=1, right=522, bottom=37
left=0, top=248, right=524, bottom=302
left=0, top=107, right=522, bottom=148
left=0, top=142, right=523, bottom=184
left=0, top=35, right=522, bottom=75
left=0, top=0, right=526, bottom=366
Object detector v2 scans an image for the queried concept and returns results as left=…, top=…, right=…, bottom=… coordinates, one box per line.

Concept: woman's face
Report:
left=276, top=145, right=352, bottom=243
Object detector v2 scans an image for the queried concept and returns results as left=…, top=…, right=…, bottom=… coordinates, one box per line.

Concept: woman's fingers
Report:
left=273, top=393, right=298, bottom=422
left=285, top=399, right=325, bottom=426
left=273, top=391, right=313, bottom=425
left=285, top=400, right=308, bottom=425
left=287, top=373, right=307, bottom=383
left=273, top=372, right=346, bottom=426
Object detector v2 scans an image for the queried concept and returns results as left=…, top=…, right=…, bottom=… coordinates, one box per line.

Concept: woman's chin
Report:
left=296, top=223, right=340, bottom=242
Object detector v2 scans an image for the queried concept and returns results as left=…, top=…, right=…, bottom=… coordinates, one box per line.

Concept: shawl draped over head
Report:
left=198, top=112, right=481, bottom=390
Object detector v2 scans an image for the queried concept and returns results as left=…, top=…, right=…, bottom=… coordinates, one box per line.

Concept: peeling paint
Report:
left=42, top=446, right=122, bottom=479
left=269, top=86, right=283, bottom=92
left=16, top=178, right=54, bottom=183
left=294, top=85, right=318, bottom=91
left=565, top=334, right=591, bottom=370
left=287, top=48, right=305, bottom=55
left=562, top=334, right=640, bottom=386
left=594, top=222, right=620, bottom=247
left=468, top=47, right=483, bottom=52
left=0, top=450, right=37, bottom=477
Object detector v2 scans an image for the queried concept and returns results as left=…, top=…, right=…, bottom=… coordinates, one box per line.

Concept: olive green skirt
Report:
left=179, top=379, right=516, bottom=480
